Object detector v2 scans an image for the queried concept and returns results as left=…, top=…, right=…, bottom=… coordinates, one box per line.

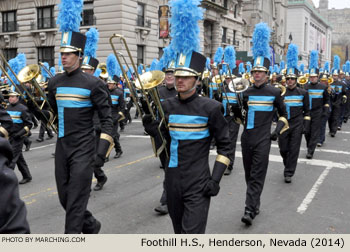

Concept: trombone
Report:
left=109, top=34, right=168, bottom=158
left=0, top=53, right=57, bottom=134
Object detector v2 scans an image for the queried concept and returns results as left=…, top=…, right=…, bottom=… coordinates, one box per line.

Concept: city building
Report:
left=0, top=0, right=245, bottom=70
left=286, top=0, right=332, bottom=66
left=242, top=0, right=288, bottom=64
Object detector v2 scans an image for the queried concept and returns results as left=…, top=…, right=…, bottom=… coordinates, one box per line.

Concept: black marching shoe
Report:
left=330, top=132, right=335, bottom=137
left=241, top=211, right=254, bottom=226
left=284, top=176, right=292, bottom=183
left=19, top=178, right=32, bottom=184
left=154, top=204, right=168, bottom=215
left=306, top=152, right=313, bottom=159
left=46, top=135, right=54, bottom=140
left=36, top=138, right=44, bottom=142
left=25, top=141, right=32, bottom=151
left=114, top=150, right=123, bottom=159
left=94, top=176, right=108, bottom=191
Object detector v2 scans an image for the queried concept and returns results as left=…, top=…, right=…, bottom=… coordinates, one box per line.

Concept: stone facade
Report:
left=242, top=0, right=288, bottom=63
left=286, top=0, right=332, bottom=65
left=0, top=0, right=245, bottom=70
left=318, top=0, right=350, bottom=49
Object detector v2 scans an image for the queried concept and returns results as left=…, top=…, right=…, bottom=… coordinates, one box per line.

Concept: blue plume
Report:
left=342, top=64, right=346, bottom=73
left=206, top=57, right=211, bottom=70
left=269, top=66, right=273, bottom=73
left=7, top=53, right=26, bottom=85
left=41, top=62, right=50, bottom=79
left=273, top=64, right=279, bottom=73
left=286, top=44, right=298, bottom=69
left=346, top=61, right=350, bottom=73
left=169, top=0, right=203, bottom=55
left=252, top=22, right=271, bottom=59
left=84, top=28, right=99, bottom=58
left=324, top=61, right=330, bottom=72
left=224, top=46, right=236, bottom=71
left=50, top=67, right=56, bottom=76
left=94, top=68, right=102, bottom=78
left=150, top=59, right=158, bottom=71
left=280, top=61, right=285, bottom=72
left=239, top=62, right=245, bottom=73
left=0, top=69, right=2, bottom=77
left=56, top=0, right=83, bottom=32
left=334, top=55, right=340, bottom=70
left=309, top=50, right=319, bottom=69
left=160, top=46, right=177, bottom=69
left=305, top=69, right=309, bottom=74
left=222, top=64, right=228, bottom=74
left=127, top=70, right=132, bottom=80
left=146, top=67, right=150, bottom=72
left=107, top=54, right=118, bottom=78
left=214, top=47, right=224, bottom=64
left=246, top=62, right=252, bottom=73
left=299, top=63, right=305, bottom=73
left=137, top=64, right=143, bottom=74
left=319, top=68, right=323, bottom=72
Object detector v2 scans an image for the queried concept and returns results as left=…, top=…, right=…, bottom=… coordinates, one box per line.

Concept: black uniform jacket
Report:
left=48, top=68, right=113, bottom=156
left=6, top=101, right=32, bottom=137
left=241, top=83, right=288, bottom=140
left=161, top=93, right=231, bottom=191
left=0, top=106, right=13, bottom=138
left=305, top=82, right=330, bottom=111
left=283, top=86, right=310, bottom=120
left=109, top=87, right=125, bottom=123
left=0, top=137, right=30, bottom=233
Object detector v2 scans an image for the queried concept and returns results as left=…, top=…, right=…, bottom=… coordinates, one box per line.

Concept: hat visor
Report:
left=81, top=64, right=95, bottom=70
left=251, top=66, right=268, bottom=72
left=286, top=74, right=297, bottom=78
left=60, top=46, right=82, bottom=53
left=174, top=67, right=199, bottom=77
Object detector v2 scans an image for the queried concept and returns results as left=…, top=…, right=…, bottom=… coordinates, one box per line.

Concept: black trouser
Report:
left=345, top=91, right=350, bottom=120
left=9, top=137, right=32, bottom=180
left=241, top=133, right=271, bottom=216
left=93, top=128, right=107, bottom=183
left=166, top=169, right=210, bottom=234
left=112, top=121, right=122, bottom=153
left=225, top=116, right=240, bottom=171
left=55, top=137, right=98, bottom=234
left=278, top=117, right=303, bottom=177
left=305, top=109, right=322, bottom=155
left=155, top=133, right=168, bottom=205
left=328, top=104, right=342, bottom=134
left=38, top=121, right=54, bottom=139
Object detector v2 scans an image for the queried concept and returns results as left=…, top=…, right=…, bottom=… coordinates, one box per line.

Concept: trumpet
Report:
left=109, top=34, right=168, bottom=158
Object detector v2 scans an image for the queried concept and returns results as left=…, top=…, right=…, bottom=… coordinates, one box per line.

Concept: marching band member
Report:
left=328, top=55, right=347, bottom=137
left=277, top=44, right=310, bottom=183
left=143, top=0, right=230, bottom=233
left=304, top=50, right=329, bottom=159
left=232, top=22, right=288, bottom=226
left=47, top=0, right=113, bottom=233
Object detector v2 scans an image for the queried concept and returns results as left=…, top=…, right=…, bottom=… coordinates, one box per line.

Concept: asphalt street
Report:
left=14, top=108, right=350, bottom=234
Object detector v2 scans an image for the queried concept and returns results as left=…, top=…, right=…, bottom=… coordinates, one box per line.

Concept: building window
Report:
left=81, top=1, right=95, bottom=26
left=137, top=45, right=144, bottom=65
left=37, top=6, right=55, bottom=29
left=234, top=4, right=238, bottom=18
left=222, top=27, right=227, bottom=43
left=159, top=47, right=164, bottom=59
left=137, top=3, right=145, bottom=27
left=38, top=47, right=54, bottom=68
left=3, top=48, right=17, bottom=63
left=233, top=30, right=236, bottom=45
left=223, top=0, right=228, bottom=8
left=2, top=11, right=17, bottom=32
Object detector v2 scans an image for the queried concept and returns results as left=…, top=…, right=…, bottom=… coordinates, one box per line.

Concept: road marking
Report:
left=28, top=143, right=56, bottom=150
left=297, top=166, right=333, bottom=214
left=22, top=154, right=155, bottom=205
left=124, top=135, right=150, bottom=138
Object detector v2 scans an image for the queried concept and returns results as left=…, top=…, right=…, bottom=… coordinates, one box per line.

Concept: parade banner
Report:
left=159, top=5, right=170, bottom=39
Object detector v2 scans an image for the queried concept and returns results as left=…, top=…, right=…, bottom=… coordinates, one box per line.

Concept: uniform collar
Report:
left=253, top=82, right=267, bottom=89
left=178, top=92, right=198, bottom=103
left=65, top=67, right=81, bottom=77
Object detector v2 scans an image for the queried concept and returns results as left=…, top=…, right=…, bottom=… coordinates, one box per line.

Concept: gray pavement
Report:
left=14, top=110, right=350, bottom=234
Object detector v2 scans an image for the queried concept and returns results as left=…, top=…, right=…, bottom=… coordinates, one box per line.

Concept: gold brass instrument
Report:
left=201, top=70, right=210, bottom=97
left=273, top=83, right=286, bottom=96
left=17, top=64, right=57, bottom=133
left=109, top=34, right=168, bottom=158
left=0, top=54, right=57, bottom=133
left=297, top=75, right=308, bottom=86
left=38, top=61, right=54, bottom=79
left=0, top=84, right=10, bottom=92
left=97, top=63, right=108, bottom=79
left=328, top=76, right=334, bottom=85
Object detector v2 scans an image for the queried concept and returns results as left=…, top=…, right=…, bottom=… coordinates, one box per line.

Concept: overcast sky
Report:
left=312, top=0, right=350, bottom=9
